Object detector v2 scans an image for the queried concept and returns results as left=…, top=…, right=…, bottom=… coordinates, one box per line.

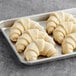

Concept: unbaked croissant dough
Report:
left=24, top=39, right=58, bottom=61
left=53, top=22, right=76, bottom=44
left=62, top=33, right=76, bottom=54
left=16, top=29, right=55, bottom=53
left=46, top=11, right=75, bottom=35
left=9, top=18, right=44, bottom=42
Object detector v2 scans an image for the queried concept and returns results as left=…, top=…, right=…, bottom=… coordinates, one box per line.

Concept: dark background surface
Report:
left=0, top=0, right=76, bottom=76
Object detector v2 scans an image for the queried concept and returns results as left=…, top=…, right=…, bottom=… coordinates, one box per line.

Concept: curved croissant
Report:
left=46, top=11, right=75, bottom=35
left=16, top=29, right=55, bottom=53
left=62, top=33, right=76, bottom=54
left=24, top=39, right=58, bottom=61
left=9, top=18, right=44, bottom=42
left=53, top=22, right=76, bottom=44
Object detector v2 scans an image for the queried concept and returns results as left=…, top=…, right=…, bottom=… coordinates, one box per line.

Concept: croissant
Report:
left=16, top=29, right=55, bottom=53
left=53, top=22, right=76, bottom=44
left=9, top=18, right=44, bottom=42
left=62, top=33, right=76, bottom=54
left=46, top=11, right=75, bottom=35
left=24, top=39, right=58, bottom=61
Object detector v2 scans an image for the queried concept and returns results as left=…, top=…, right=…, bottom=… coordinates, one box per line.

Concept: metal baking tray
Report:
left=1, top=8, right=76, bottom=65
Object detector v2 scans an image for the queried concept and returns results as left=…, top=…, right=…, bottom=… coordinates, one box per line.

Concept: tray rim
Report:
left=1, top=8, right=76, bottom=65
left=0, top=7, right=76, bottom=25
left=1, top=28, right=76, bottom=65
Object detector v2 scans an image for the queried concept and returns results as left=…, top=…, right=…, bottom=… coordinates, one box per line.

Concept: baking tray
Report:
left=1, top=8, right=76, bottom=65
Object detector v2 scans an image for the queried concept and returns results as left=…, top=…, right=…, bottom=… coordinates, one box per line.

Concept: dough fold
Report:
left=46, top=11, right=75, bottom=35
left=16, top=29, right=55, bottom=52
left=10, top=18, right=44, bottom=42
left=62, top=33, right=76, bottom=54
left=53, top=22, right=76, bottom=44
left=24, top=39, right=58, bottom=61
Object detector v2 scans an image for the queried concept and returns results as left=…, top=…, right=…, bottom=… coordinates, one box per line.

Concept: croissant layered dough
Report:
left=46, top=11, right=76, bottom=55
left=24, top=39, right=59, bottom=61
left=53, top=22, right=76, bottom=44
left=16, top=29, right=55, bottom=53
left=9, top=11, right=76, bottom=61
left=46, top=11, right=75, bottom=35
left=62, top=33, right=76, bottom=54
left=9, top=18, right=44, bottom=42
